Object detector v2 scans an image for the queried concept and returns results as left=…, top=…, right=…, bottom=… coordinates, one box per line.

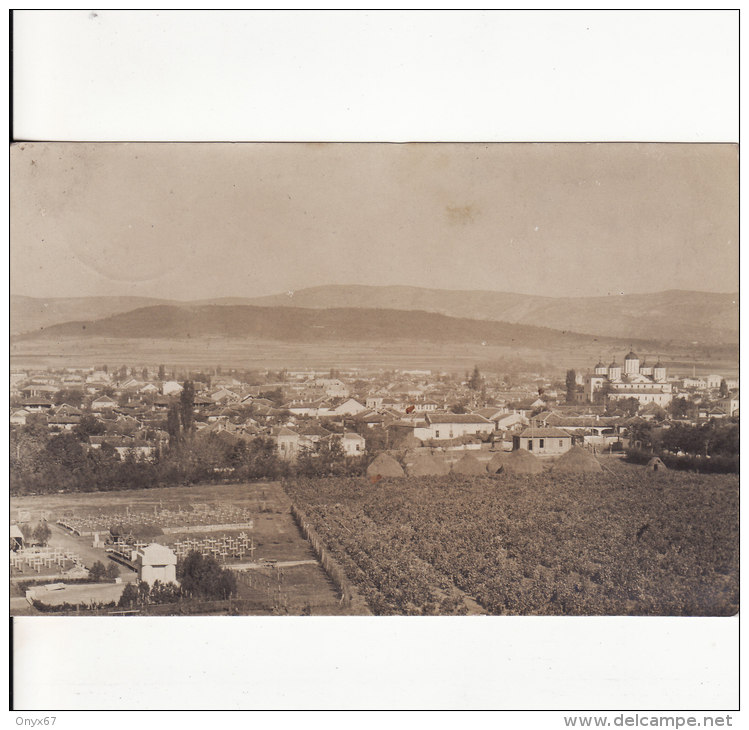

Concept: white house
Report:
left=706, top=374, right=723, bottom=389
left=162, top=381, right=184, bottom=396
left=341, top=432, right=366, bottom=456
left=10, top=409, right=30, bottom=426
left=414, top=401, right=440, bottom=412
left=366, top=396, right=384, bottom=410
left=331, top=398, right=367, bottom=417
left=272, top=427, right=301, bottom=460
left=512, top=427, right=574, bottom=455
left=91, top=395, right=117, bottom=411
left=424, top=414, right=493, bottom=441
left=494, top=413, right=530, bottom=432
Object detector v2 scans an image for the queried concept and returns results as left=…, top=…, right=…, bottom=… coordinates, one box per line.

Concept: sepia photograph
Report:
left=10, top=141, right=738, bottom=619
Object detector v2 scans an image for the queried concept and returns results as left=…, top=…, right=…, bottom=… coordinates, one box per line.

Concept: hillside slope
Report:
left=243, top=286, right=738, bottom=345
left=15, top=303, right=645, bottom=350
left=12, top=286, right=738, bottom=345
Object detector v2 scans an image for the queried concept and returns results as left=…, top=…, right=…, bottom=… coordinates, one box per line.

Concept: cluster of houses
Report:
left=10, top=359, right=739, bottom=463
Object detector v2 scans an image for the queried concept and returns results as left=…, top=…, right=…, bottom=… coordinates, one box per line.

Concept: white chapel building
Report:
left=582, top=351, right=673, bottom=408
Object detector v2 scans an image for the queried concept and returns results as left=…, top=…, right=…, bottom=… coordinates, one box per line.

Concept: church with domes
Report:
left=582, top=351, right=673, bottom=407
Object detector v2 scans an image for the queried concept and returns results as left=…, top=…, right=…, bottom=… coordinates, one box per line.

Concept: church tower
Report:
left=624, top=350, right=640, bottom=376
left=653, top=360, right=667, bottom=383
left=608, top=358, right=622, bottom=381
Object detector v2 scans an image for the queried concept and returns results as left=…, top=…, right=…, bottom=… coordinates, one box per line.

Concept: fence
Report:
left=289, top=503, right=370, bottom=614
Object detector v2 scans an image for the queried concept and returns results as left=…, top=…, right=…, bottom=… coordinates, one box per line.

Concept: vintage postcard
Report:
left=10, top=142, right=738, bottom=619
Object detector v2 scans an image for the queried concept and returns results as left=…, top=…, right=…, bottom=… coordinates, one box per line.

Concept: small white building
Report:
left=331, top=398, right=367, bottom=417
left=134, top=543, right=178, bottom=586
left=91, top=395, right=117, bottom=411
left=162, top=381, right=184, bottom=396
left=341, top=432, right=366, bottom=456
left=10, top=409, right=30, bottom=426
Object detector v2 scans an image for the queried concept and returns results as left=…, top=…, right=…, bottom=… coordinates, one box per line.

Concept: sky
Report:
left=10, top=142, right=738, bottom=300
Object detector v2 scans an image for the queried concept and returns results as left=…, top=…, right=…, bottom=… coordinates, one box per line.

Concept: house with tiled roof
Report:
left=423, top=413, right=493, bottom=441
left=10, top=409, right=30, bottom=426
left=91, top=395, right=117, bottom=411
left=512, top=427, right=574, bottom=455
left=23, top=397, right=54, bottom=412
left=341, top=432, right=366, bottom=456
left=270, top=426, right=301, bottom=460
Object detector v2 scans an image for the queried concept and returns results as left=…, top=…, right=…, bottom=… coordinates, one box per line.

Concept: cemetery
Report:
left=10, top=546, right=86, bottom=576
left=57, top=502, right=255, bottom=536
left=11, top=480, right=355, bottom=614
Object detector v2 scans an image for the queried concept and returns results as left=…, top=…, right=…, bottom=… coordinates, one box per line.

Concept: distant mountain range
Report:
left=11, top=286, right=738, bottom=345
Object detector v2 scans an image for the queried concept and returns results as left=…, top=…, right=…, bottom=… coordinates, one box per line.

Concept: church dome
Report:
left=625, top=351, right=638, bottom=360
left=609, top=359, right=618, bottom=368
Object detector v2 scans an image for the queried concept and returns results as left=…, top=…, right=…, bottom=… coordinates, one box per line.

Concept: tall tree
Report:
left=565, top=369, right=578, bottom=403
left=719, top=379, right=729, bottom=398
left=158, top=364, right=166, bottom=381
left=180, top=380, right=195, bottom=433
left=468, top=365, right=482, bottom=391
left=167, top=403, right=181, bottom=445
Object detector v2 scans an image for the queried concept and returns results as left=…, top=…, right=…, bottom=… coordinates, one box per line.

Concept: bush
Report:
left=177, top=551, right=237, bottom=600
left=118, top=582, right=139, bottom=608
left=626, top=448, right=738, bottom=474
left=89, top=561, right=107, bottom=582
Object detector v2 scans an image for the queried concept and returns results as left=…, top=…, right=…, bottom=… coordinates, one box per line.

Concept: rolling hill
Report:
left=15, top=303, right=643, bottom=351
left=12, top=286, right=738, bottom=345
left=242, top=285, right=739, bottom=346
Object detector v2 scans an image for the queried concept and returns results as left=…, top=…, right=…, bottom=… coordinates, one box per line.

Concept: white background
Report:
left=8, top=8, right=740, bottom=719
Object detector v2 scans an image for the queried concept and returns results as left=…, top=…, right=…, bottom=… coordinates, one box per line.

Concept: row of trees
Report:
left=10, top=417, right=371, bottom=495
left=629, top=419, right=739, bottom=458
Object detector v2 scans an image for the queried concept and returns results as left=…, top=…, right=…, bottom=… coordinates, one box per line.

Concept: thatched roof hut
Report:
left=451, top=453, right=488, bottom=475
left=366, top=453, right=405, bottom=480
left=501, top=448, right=543, bottom=474
left=647, top=456, right=668, bottom=471
left=551, top=445, right=602, bottom=473
left=407, top=454, right=450, bottom=477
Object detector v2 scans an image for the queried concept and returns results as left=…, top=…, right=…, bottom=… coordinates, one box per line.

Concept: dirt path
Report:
left=228, top=559, right=318, bottom=571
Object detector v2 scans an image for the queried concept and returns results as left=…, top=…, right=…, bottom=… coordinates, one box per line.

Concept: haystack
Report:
left=487, top=451, right=510, bottom=474
left=407, top=454, right=450, bottom=477
left=366, top=453, right=404, bottom=480
left=551, top=446, right=602, bottom=473
left=647, top=456, right=668, bottom=472
left=501, top=448, right=543, bottom=475
left=451, top=453, right=488, bottom=475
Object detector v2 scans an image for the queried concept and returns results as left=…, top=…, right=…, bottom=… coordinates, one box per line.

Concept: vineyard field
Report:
left=283, top=463, right=738, bottom=616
